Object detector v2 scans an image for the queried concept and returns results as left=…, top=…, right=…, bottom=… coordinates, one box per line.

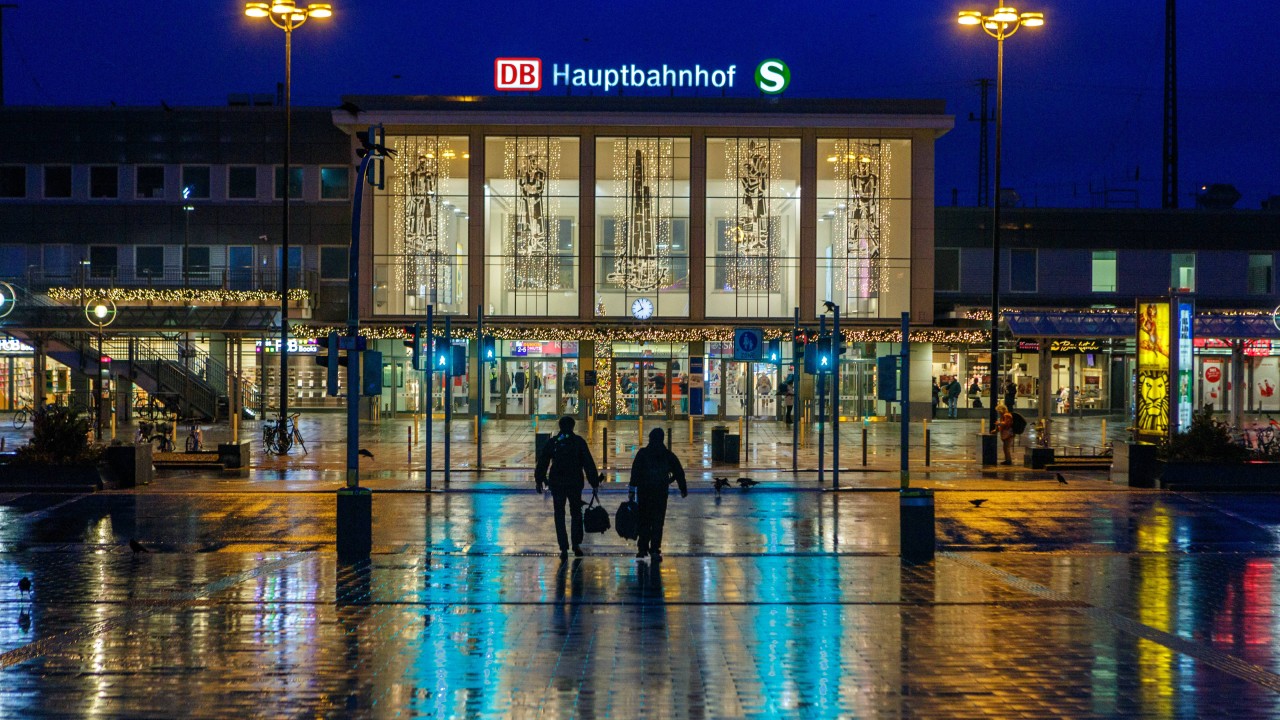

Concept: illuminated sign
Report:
left=494, top=57, right=790, bottom=94
left=1135, top=300, right=1171, bottom=441
left=256, top=338, right=319, bottom=354
left=0, top=338, right=32, bottom=354
left=1175, top=299, right=1194, bottom=432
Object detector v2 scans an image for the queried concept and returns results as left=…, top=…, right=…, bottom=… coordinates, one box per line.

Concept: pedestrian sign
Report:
left=733, top=328, right=763, bottom=361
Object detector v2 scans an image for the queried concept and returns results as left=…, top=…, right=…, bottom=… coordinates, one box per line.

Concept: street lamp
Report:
left=957, top=6, right=1044, bottom=423
left=182, top=186, right=194, bottom=288
left=245, top=0, right=333, bottom=439
left=85, top=297, right=117, bottom=441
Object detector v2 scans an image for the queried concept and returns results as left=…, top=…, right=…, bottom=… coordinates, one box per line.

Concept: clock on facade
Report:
left=631, top=297, right=654, bottom=320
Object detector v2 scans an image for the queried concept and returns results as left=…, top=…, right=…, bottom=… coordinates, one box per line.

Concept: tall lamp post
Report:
left=245, top=0, right=332, bottom=434
left=85, top=297, right=117, bottom=441
left=957, top=6, right=1044, bottom=423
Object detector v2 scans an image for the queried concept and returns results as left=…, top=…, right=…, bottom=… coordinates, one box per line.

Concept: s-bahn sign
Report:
left=494, top=57, right=790, bottom=94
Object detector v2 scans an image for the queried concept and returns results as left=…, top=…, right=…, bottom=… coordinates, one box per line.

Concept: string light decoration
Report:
left=295, top=324, right=988, bottom=345
left=46, top=287, right=310, bottom=305
left=387, top=135, right=463, bottom=306
left=605, top=138, right=673, bottom=292
left=828, top=140, right=891, bottom=309
left=503, top=136, right=563, bottom=291
left=721, top=138, right=782, bottom=291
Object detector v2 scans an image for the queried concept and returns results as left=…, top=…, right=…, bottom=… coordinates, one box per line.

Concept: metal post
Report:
left=988, top=32, right=1006, bottom=429
left=792, top=307, right=799, bottom=473
left=476, top=305, right=484, bottom=471
left=925, top=420, right=931, bottom=466
left=833, top=304, right=841, bottom=491
left=862, top=421, right=868, bottom=466
left=900, top=312, right=911, bottom=488
left=444, top=315, right=452, bottom=485
left=279, top=24, right=293, bottom=434
left=425, top=304, right=433, bottom=491
left=818, top=313, right=827, bottom=485
left=345, top=151, right=374, bottom=490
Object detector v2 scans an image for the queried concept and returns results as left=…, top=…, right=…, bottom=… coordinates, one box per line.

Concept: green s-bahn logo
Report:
left=755, top=59, right=790, bottom=95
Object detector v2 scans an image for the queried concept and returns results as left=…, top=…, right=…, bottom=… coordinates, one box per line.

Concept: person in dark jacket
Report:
left=535, top=416, right=600, bottom=558
left=628, top=428, right=687, bottom=561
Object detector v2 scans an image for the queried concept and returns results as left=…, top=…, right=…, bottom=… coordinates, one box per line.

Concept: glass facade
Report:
left=816, top=138, right=911, bottom=318
left=706, top=138, right=800, bottom=318
left=594, top=137, right=691, bottom=319
left=371, top=135, right=470, bottom=316
left=484, top=135, right=580, bottom=317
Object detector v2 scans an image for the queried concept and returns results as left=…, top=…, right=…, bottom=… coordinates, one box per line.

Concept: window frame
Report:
left=319, top=166, right=350, bottom=200
left=89, top=165, right=119, bottom=199
left=135, top=246, right=166, bottom=279
left=319, top=246, right=349, bottom=281
left=1008, top=248, right=1037, bottom=293
left=1248, top=253, right=1273, bottom=295
left=135, top=165, right=166, bottom=200
left=935, top=247, right=961, bottom=292
left=88, top=245, right=118, bottom=279
left=1090, top=250, right=1118, bottom=293
left=227, top=165, right=258, bottom=200
left=180, top=165, right=212, bottom=200
left=273, top=166, right=304, bottom=200
left=42, top=165, right=72, bottom=199
left=0, top=165, right=26, bottom=199
left=1170, top=252, right=1196, bottom=293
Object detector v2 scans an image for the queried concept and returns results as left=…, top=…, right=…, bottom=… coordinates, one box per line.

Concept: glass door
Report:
left=705, top=359, right=724, bottom=416
left=642, top=360, right=671, bottom=418
left=562, top=359, right=580, bottom=415
left=528, top=360, right=560, bottom=417
left=723, top=361, right=749, bottom=418
left=613, top=360, right=641, bottom=418
left=502, top=359, right=533, bottom=417
left=840, top=359, right=876, bottom=419
left=751, top=363, right=777, bottom=418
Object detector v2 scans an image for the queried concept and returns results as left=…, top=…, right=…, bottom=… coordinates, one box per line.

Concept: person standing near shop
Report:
left=930, top=378, right=940, bottom=419
left=780, top=381, right=794, bottom=425
left=946, top=376, right=963, bottom=418
left=993, top=403, right=1015, bottom=465
left=967, top=378, right=982, bottom=408
left=535, top=416, right=601, bottom=559
left=629, top=428, right=688, bottom=561
left=1003, top=376, right=1017, bottom=409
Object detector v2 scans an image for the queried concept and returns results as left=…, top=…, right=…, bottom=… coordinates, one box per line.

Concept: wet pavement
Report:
left=3, top=475, right=1280, bottom=717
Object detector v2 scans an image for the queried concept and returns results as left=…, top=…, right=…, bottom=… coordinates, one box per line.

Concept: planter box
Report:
left=1023, top=446, right=1055, bottom=469
left=0, top=463, right=103, bottom=491
left=218, top=442, right=250, bottom=469
left=1111, top=442, right=1160, bottom=488
left=1160, top=461, right=1280, bottom=491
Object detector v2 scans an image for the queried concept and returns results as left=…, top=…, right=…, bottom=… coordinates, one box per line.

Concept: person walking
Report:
left=535, top=416, right=601, bottom=558
left=930, top=379, right=940, bottom=419
left=780, top=381, right=794, bottom=425
left=629, top=428, right=688, bottom=562
left=946, top=376, right=962, bottom=418
left=993, top=403, right=1015, bottom=465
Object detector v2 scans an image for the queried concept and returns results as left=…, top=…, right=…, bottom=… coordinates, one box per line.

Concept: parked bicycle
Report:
left=183, top=418, right=204, bottom=453
left=11, top=400, right=33, bottom=430
left=262, top=413, right=307, bottom=455
left=136, top=417, right=175, bottom=452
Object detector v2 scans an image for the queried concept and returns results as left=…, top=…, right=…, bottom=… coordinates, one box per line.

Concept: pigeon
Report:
left=737, top=477, right=759, bottom=489
left=17, top=577, right=30, bottom=596
left=1056, top=473, right=1068, bottom=485
left=338, top=101, right=362, bottom=116
left=358, top=448, right=374, bottom=459
left=713, top=477, right=731, bottom=494
left=969, top=499, right=988, bottom=508
left=129, top=539, right=150, bottom=553
left=823, top=300, right=838, bottom=313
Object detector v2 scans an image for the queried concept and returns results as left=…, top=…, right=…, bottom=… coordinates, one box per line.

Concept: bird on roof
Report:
left=823, top=300, right=838, bottom=313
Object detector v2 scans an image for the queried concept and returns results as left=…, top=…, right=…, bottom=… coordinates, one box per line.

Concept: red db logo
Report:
left=495, top=58, right=541, bottom=91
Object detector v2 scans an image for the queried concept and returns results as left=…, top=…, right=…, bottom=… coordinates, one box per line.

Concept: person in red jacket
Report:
left=993, top=403, right=1015, bottom=465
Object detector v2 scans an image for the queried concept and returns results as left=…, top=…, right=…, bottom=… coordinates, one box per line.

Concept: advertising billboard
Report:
left=1135, top=300, right=1170, bottom=441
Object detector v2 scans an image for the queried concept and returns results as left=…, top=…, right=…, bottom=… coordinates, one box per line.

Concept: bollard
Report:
left=408, top=426, right=412, bottom=465
left=900, top=488, right=935, bottom=563
left=924, top=419, right=930, bottom=467
left=2, top=437, right=5, bottom=450
left=1101, top=418, right=1107, bottom=449
left=111, top=413, right=117, bottom=441
left=862, top=426, right=868, bottom=466
left=602, top=426, right=609, bottom=469
left=688, top=415, right=693, bottom=445
left=980, top=418, right=987, bottom=435
left=638, top=415, right=644, bottom=445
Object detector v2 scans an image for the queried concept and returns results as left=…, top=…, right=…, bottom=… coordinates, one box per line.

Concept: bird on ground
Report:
left=358, top=448, right=374, bottom=459
left=713, top=477, right=731, bottom=494
left=338, top=101, right=362, bottom=116
left=969, top=499, right=988, bottom=508
left=823, top=300, right=838, bottom=313
left=129, top=539, right=150, bottom=553
left=1056, top=473, right=1068, bottom=485
left=17, top=577, right=31, bottom=596
left=737, top=477, right=760, bottom=489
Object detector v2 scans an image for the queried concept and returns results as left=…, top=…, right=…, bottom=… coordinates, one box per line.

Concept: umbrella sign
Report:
left=733, top=328, right=763, bottom=362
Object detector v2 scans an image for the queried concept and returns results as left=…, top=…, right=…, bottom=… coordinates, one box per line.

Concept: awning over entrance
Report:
left=1005, top=311, right=1280, bottom=340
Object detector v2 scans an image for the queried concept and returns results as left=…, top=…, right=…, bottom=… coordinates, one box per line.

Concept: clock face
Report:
left=631, top=297, right=654, bottom=320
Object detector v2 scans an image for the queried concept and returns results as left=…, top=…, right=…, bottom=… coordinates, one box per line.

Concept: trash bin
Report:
left=978, top=433, right=997, bottom=466
left=900, top=488, right=935, bottom=563
left=535, top=432, right=552, bottom=458
left=723, top=434, right=741, bottom=464
left=711, top=425, right=728, bottom=462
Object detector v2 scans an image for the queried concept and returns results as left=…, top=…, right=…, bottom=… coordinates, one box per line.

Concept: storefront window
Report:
left=484, top=135, right=580, bottom=317
left=595, top=137, right=690, bottom=318
left=816, top=138, right=911, bottom=318
left=706, top=137, right=800, bottom=318
left=372, top=135, right=469, bottom=316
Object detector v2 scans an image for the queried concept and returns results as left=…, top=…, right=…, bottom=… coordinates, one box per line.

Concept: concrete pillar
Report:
left=908, top=342, right=934, bottom=420
left=580, top=340, right=596, bottom=420
left=1231, top=340, right=1245, bottom=427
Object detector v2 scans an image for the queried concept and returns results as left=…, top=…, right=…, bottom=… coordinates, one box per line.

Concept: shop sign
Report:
left=1175, top=299, right=1195, bottom=431
left=1016, top=340, right=1040, bottom=352
left=256, top=338, right=319, bottom=354
left=1193, top=338, right=1272, bottom=356
left=495, top=57, right=790, bottom=94
left=0, top=337, right=32, bottom=354
left=1135, top=300, right=1171, bottom=441
left=1019, top=339, right=1101, bottom=354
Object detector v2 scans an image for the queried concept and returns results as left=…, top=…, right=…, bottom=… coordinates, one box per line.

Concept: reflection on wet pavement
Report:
left=2, top=487, right=1280, bottom=716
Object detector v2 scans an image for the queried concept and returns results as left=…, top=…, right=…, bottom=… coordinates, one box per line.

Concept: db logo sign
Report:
left=1205, top=366, right=1221, bottom=383
left=495, top=58, right=541, bottom=91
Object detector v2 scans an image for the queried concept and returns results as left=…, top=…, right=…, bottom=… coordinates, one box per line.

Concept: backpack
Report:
left=1010, top=412, right=1028, bottom=435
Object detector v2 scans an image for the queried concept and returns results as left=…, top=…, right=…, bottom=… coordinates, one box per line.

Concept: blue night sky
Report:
left=11, top=1, right=1279, bottom=209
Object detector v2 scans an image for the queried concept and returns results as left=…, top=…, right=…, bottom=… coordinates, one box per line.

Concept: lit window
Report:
left=1091, top=250, right=1117, bottom=292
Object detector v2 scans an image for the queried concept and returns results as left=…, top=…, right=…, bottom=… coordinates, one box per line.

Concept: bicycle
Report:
left=11, top=401, right=33, bottom=430
left=183, top=418, right=204, bottom=453
left=262, top=413, right=307, bottom=455
left=136, top=418, right=175, bottom=452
